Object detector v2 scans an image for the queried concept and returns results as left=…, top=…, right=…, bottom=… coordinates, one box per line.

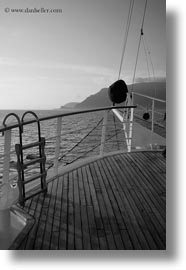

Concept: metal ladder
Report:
left=14, top=111, right=47, bottom=206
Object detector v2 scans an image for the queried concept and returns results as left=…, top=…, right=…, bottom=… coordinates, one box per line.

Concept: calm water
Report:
left=0, top=109, right=113, bottom=179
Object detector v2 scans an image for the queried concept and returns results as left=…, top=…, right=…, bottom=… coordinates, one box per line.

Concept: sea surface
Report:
left=0, top=106, right=166, bottom=180
left=0, top=109, right=120, bottom=180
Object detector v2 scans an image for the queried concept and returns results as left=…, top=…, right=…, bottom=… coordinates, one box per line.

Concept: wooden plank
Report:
left=67, top=171, right=75, bottom=250
left=143, top=152, right=166, bottom=171
left=86, top=205, right=101, bottom=250
left=129, top=152, right=165, bottom=191
left=89, top=163, right=117, bottom=250
left=18, top=191, right=35, bottom=249
left=113, top=155, right=165, bottom=248
left=120, top=155, right=166, bottom=248
left=58, top=174, right=68, bottom=249
left=50, top=176, right=63, bottom=250
left=31, top=182, right=53, bottom=249
left=125, top=152, right=165, bottom=192
left=85, top=165, right=103, bottom=249
left=100, top=158, right=134, bottom=249
left=142, top=152, right=166, bottom=187
left=105, top=156, right=151, bottom=249
left=24, top=192, right=43, bottom=249
left=82, top=165, right=108, bottom=249
left=85, top=165, right=103, bottom=229
left=73, top=169, right=83, bottom=249
left=106, top=155, right=164, bottom=249
left=81, top=165, right=92, bottom=206
left=128, top=188, right=165, bottom=249
left=101, top=157, right=142, bottom=250
left=97, top=159, right=126, bottom=230
left=121, top=155, right=166, bottom=233
left=119, top=154, right=166, bottom=223
left=78, top=167, right=91, bottom=250
left=117, top=154, right=166, bottom=221
left=144, top=151, right=166, bottom=170
left=94, top=161, right=125, bottom=249
left=113, top=154, right=165, bottom=226
left=121, top=155, right=166, bottom=225
left=41, top=179, right=58, bottom=250
left=14, top=151, right=166, bottom=250
left=30, top=193, right=49, bottom=250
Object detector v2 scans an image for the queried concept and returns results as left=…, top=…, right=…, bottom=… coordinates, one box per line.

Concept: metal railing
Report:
left=0, top=105, right=136, bottom=210
left=0, top=91, right=167, bottom=211
left=132, top=92, right=166, bottom=134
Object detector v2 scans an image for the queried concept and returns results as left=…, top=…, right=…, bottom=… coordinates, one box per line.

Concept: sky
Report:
left=0, top=0, right=166, bottom=109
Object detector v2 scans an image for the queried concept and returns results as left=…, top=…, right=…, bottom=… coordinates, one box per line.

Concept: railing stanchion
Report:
left=0, top=130, right=11, bottom=232
left=151, top=99, right=155, bottom=134
left=54, top=117, right=62, bottom=175
left=2, top=130, right=11, bottom=186
left=128, top=107, right=134, bottom=152
left=150, top=99, right=155, bottom=148
left=100, top=110, right=108, bottom=157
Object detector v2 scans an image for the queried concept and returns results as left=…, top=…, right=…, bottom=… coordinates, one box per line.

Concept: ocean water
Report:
left=0, top=106, right=166, bottom=181
left=0, top=109, right=124, bottom=180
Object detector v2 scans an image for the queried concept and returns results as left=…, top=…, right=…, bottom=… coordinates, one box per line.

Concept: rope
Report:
left=57, top=117, right=104, bottom=162
left=131, top=0, right=148, bottom=92
left=142, top=36, right=151, bottom=82
left=142, top=35, right=157, bottom=97
left=65, top=126, right=124, bottom=165
left=118, top=0, right=134, bottom=79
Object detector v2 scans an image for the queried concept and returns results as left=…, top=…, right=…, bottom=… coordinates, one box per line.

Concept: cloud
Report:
left=0, top=57, right=116, bottom=83
left=0, top=56, right=116, bottom=76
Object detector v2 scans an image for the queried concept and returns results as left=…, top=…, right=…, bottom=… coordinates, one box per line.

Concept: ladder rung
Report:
left=23, top=157, right=46, bottom=168
left=23, top=172, right=47, bottom=185
left=21, top=141, right=44, bottom=150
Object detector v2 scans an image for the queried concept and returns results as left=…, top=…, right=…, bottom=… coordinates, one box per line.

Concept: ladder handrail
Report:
left=21, top=111, right=42, bottom=140
left=2, top=112, right=23, bottom=137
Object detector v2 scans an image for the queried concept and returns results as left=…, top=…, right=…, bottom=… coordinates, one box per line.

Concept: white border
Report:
left=2, top=0, right=186, bottom=269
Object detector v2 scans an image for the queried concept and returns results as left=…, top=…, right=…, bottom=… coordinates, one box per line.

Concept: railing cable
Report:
left=132, top=0, right=148, bottom=92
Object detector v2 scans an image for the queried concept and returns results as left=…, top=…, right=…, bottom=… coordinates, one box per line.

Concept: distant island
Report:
left=60, top=102, right=79, bottom=109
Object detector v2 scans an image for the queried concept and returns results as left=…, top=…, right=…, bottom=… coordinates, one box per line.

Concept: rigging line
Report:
left=143, top=35, right=156, bottom=80
left=118, top=0, right=134, bottom=79
left=143, top=35, right=157, bottom=97
left=141, top=0, right=148, bottom=31
left=64, top=127, right=124, bottom=166
left=142, top=36, right=151, bottom=82
left=46, top=117, right=104, bottom=170
left=131, top=0, right=148, bottom=92
left=58, top=117, right=104, bottom=162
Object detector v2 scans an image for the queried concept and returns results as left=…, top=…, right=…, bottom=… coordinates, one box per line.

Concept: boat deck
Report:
left=11, top=151, right=166, bottom=250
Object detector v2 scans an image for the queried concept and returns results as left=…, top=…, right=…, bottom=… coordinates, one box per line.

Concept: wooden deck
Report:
left=11, top=151, right=166, bottom=250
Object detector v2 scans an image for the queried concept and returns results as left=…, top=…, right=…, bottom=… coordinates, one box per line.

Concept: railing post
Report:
left=0, top=130, right=11, bottom=232
left=53, top=117, right=62, bottom=175
left=128, top=107, right=134, bottom=152
left=100, top=110, right=108, bottom=157
left=151, top=99, right=155, bottom=134
left=150, top=99, right=155, bottom=149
